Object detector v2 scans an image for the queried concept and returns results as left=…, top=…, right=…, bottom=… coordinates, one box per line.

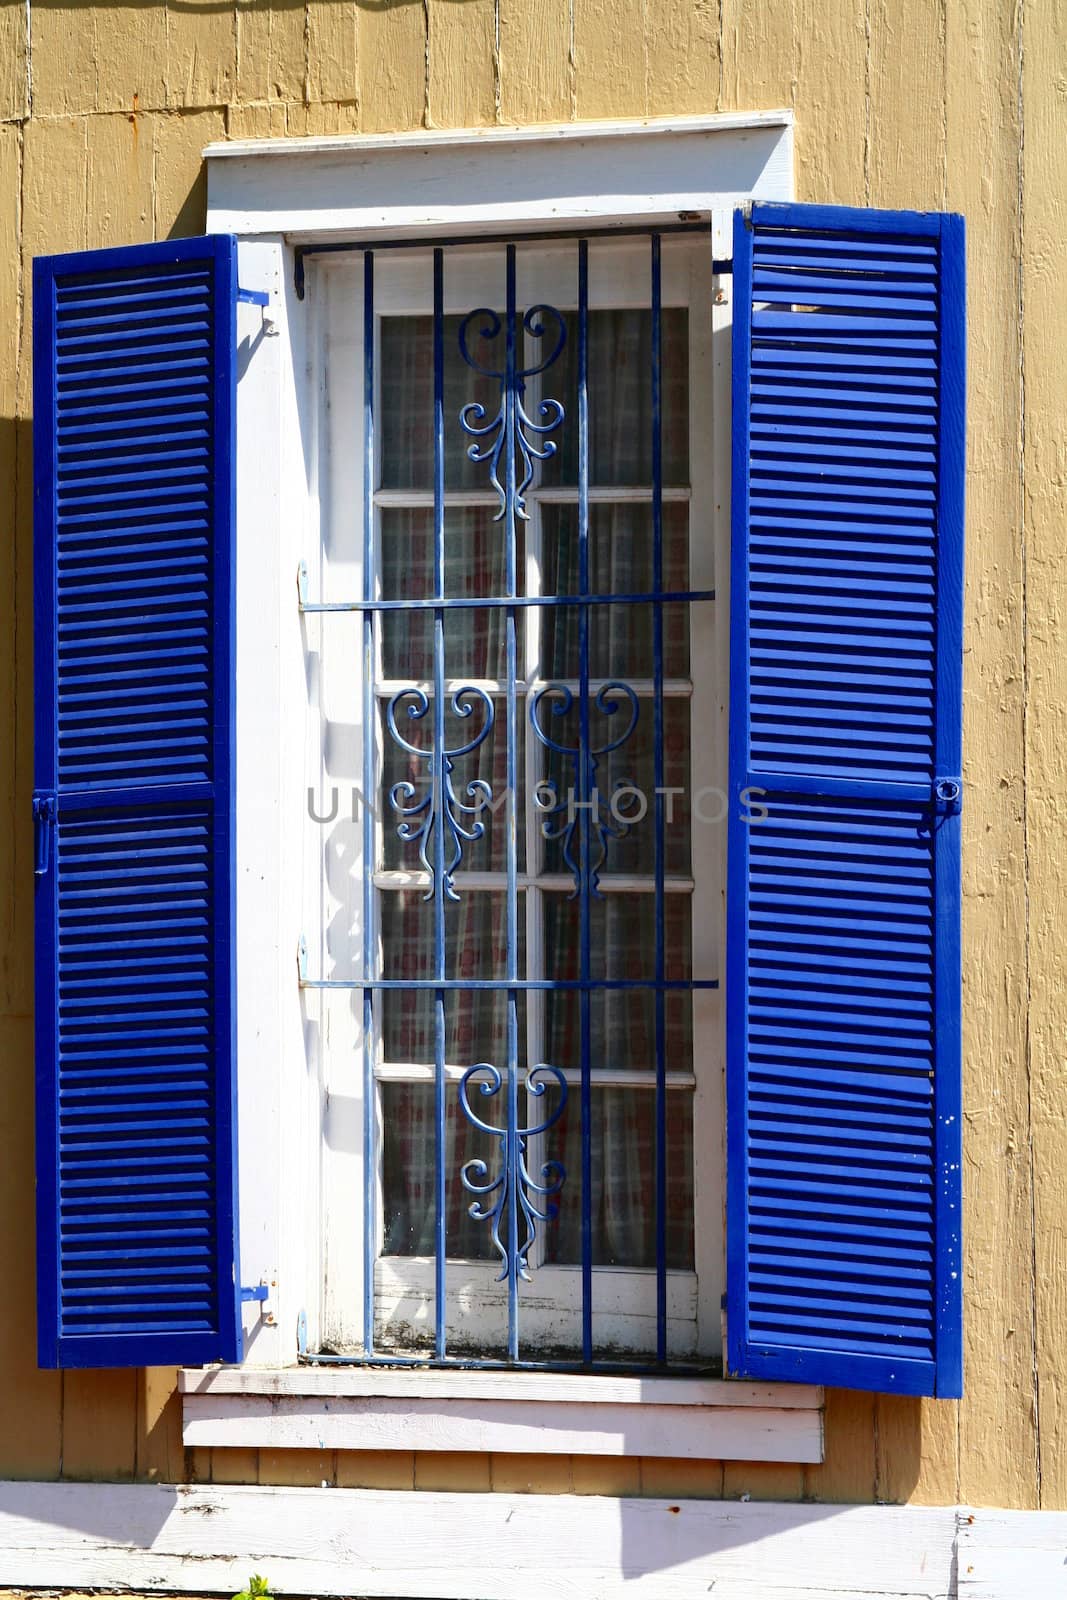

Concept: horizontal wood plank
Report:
left=957, top=1507, right=1067, bottom=1597
left=182, top=1393, right=823, bottom=1462
left=179, top=1365, right=822, bottom=1407
left=0, top=1481, right=957, bottom=1599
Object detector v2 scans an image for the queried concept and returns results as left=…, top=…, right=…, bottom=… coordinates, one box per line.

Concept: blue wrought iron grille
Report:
left=300, top=230, right=718, bottom=1370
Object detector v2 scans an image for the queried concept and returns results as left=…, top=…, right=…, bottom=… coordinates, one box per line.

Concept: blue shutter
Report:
left=33, top=236, right=241, bottom=1368
left=726, top=203, right=964, bottom=1397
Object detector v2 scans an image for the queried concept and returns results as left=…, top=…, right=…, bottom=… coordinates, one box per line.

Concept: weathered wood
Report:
left=182, top=1392, right=823, bottom=1463
left=427, top=0, right=497, bottom=127
left=498, top=0, right=572, bottom=124
left=180, top=1365, right=822, bottom=1409
left=235, top=1, right=307, bottom=108
left=572, top=0, right=646, bottom=119
left=646, top=0, right=719, bottom=119
left=957, top=1507, right=1067, bottom=1596
left=61, top=1372, right=138, bottom=1482
left=1022, top=0, right=1067, bottom=1513
left=944, top=0, right=1034, bottom=1512
left=0, top=1481, right=960, bottom=1597
left=358, top=0, right=426, bottom=133
left=136, top=1370, right=184, bottom=1486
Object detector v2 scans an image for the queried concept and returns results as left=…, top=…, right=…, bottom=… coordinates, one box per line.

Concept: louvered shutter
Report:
left=33, top=236, right=241, bottom=1368
left=725, top=203, right=964, bottom=1397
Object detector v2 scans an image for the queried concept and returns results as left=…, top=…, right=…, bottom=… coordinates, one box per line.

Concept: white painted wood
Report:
left=234, top=237, right=320, bottom=1365
left=375, top=1062, right=698, bottom=1089
left=205, top=114, right=794, bottom=243
left=208, top=111, right=795, bottom=159
left=179, top=1365, right=822, bottom=1408
left=956, top=1506, right=1067, bottom=1597
left=369, top=870, right=695, bottom=893
left=371, top=484, right=692, bottom=506
left=0, top=1482, right=959, bottom=1600
left=687, top=225, right=724, bottom=1357
left=373, top=1256, right=700, bottom=1360
left=182, top=1391, right=822, bottom=1462
left=706, top=209, right=735, bottom=1370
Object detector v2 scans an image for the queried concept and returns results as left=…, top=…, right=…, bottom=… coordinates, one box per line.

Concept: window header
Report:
left=204, top=112, right=794, bottom=244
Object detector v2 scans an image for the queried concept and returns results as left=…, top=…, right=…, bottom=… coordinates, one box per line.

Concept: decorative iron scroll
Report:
left=386, top=685, right=494, bottom=901
left=459, top=1063, right=568, bottom=1280
left=458, top=304, right=566, bottom=521
left=529, top=683, right=641, bottom=897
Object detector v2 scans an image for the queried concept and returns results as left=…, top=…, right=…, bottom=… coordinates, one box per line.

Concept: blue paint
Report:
left=386, top=687, right=495, bottom=901
left=577, top=237, right=593, bottom=1365
left=650, top=232, right=668, bottom=1364
left=33, top=234, right=241, bottom=1369
left=362, top=250, right=377, bottom=1358
left=504, top=244, right=521, bottom=1360
left=432, top=247, right=448, bottom=1358
left=725, top=202, right=966, bottom=1399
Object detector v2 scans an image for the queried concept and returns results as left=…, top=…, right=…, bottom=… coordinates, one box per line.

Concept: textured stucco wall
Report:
left=0, top=0, right=1062, bottom=1509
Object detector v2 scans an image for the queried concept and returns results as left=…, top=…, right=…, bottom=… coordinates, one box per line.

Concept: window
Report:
left=300, top=233, right=722, bottom=1364
left=31, top=119, right=964, bottom=1401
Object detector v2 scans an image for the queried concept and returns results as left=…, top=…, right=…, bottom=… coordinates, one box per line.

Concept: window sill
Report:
left=179, top=1367, right=824, bottom=1464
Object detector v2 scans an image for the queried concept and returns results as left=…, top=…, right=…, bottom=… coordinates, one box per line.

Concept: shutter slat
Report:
left=34, top=235, right=241, bottom=1370
left=727, top=202, right=965, bottom=1397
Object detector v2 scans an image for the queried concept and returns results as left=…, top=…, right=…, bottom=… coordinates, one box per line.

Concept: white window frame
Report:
left=195, top=112, right=824, bottom=1461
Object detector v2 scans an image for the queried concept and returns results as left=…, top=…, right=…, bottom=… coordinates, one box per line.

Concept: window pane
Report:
left=544, top=1087, right=694, bottom=1270
left=543, top=894, right=693, bottom=1074
left=380, top=891, right=526, bottom=1067
left=379, top=314, right=506, bottom=492
left=381, top=1079, right=504, bottom=1260
left=537, top=308, right=689, bottom=488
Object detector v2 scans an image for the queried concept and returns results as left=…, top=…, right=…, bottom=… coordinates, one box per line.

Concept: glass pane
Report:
left=544, top=1087, right=694, bottom=1269
left=538, top=505, right=690, bottom=679
left=542, top=893, right=693, bottom=1073
left=381, top=607, right=523, bottom=684
left=537, top=696, right=692, bottom=878
left=379, top=697, right=522, bottom=873
left=380, top=891, right=526, bottom=1063
left=538, top=308, right=689, bottom=488
left=539, top=500, right=690, bottom=602
left=382, top=1079, right=504, bottom=1260
left=379, top=505, right=522, bottom=606
left=379, top=314, right=506, bottom=493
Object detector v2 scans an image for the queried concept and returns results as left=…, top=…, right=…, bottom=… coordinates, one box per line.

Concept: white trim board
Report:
left=0, top=1481, right=972, bottom=1600
left=180, top=1366, right=822, bottom=1462
left=179, top=1366, right=823, bottom=1407
left=204, top=112, right=794, bottom=240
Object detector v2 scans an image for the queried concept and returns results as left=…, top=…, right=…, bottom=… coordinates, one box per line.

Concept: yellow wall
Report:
left=0, top=0, right=1062, bottom=1510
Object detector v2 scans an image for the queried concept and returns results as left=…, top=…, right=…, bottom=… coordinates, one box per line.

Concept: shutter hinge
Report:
left=240, top=1276, right=276, bottom=1326
left=934, top=777, right=963, bottom=816
left=32, top=791, right=56, bottom=877
left=237, top=285, right=278, bottom=336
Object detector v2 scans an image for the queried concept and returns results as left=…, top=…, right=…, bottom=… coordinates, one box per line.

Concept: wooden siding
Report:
left=0, top=0, right=1060, bottom=1510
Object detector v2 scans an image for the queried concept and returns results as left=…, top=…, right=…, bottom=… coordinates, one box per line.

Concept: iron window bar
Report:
left=292, top=219, right=726, bottom=297
left=303, top=229, right=717, bottom=1370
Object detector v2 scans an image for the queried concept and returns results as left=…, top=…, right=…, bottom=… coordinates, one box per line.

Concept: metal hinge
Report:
left=240, top=1276, right=276, bottom=1326
left=32, top=791, right=56, bottom=877
left=237, top=285, right=278, bottom=336
left=933, top=777, right=963, bottom=816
